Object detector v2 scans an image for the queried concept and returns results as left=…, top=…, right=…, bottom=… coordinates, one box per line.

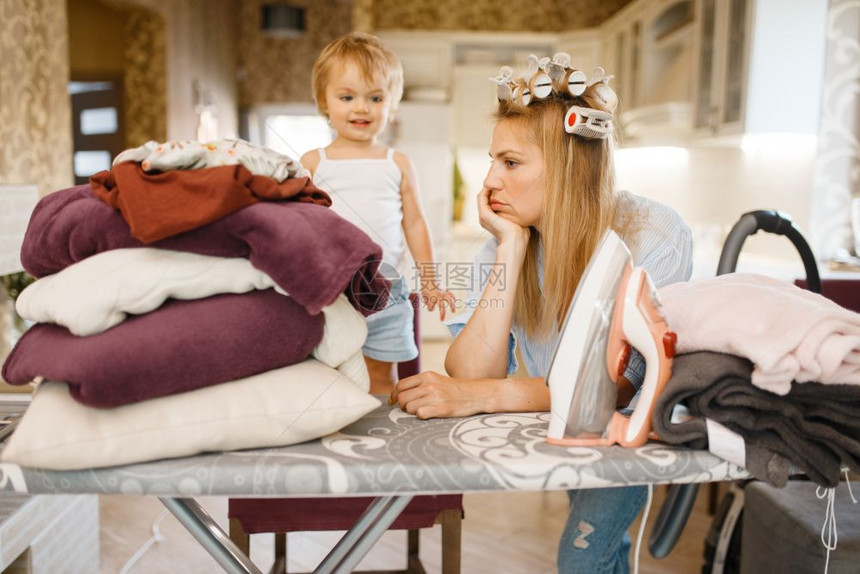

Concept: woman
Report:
left=391, top=57, right=693, bottom=572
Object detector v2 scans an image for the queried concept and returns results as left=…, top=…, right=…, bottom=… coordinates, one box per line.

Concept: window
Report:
left=74, top=151, right=112, bottom=178
left=246, top=105, right=333, bottom=161
left=80, top=107, right=118, bottom=135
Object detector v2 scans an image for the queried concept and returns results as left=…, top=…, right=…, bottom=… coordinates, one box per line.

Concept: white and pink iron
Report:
left=545, top=230, right=676, bottom=448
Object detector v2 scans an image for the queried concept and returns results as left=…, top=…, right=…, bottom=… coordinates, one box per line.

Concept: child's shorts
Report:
left=362, top=280, right=419, bottom=363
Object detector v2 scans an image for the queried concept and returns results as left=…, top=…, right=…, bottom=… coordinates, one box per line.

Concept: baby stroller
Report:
left=647, top=209, right=821, bottom=573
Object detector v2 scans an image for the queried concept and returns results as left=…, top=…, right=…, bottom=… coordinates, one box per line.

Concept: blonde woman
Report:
left=391, top=59, right=693, bottom=572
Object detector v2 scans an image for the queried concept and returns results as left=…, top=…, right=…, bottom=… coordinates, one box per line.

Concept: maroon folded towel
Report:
left=2, top=290, right=324, bottom=408
left=20, top=185, right=389, bottom=315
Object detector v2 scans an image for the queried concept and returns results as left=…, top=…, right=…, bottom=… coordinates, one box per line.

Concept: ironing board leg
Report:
left=160, top=497, right=263, bottom=574
left=315, top=495, right=414, bottom=574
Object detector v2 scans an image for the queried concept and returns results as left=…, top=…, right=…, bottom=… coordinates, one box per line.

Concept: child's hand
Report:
left=421, top=286, right=456, bottom=320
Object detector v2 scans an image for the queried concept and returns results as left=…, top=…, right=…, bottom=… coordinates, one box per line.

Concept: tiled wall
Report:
left=613, top=137, right=819, bottom=278
left=237, top=0, right=352, bottom=107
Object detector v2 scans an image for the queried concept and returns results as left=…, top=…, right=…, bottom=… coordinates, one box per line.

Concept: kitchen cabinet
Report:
left=391, top=101, right=454, bottom=263
left=693, top=0, right=828, bottom=137
left=639, top=0, right=695, bottom=108
left=556, top=29, right=602, bottom=78
left=602, top=2, right=647, bottom=113
left=383, top=31, right=590, bottom=149
left=392, top=102, right=456, bottom=341
left=376, top=32, right=453, bottom=100
left=449, top=34, right=554, bottom=148
left=603, top=0, right=695, bottom=145
left=452, top=63, right=496, bottom=149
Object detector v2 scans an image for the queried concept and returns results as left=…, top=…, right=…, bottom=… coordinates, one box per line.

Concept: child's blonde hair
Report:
left=312, top=32, right=404, bottom=117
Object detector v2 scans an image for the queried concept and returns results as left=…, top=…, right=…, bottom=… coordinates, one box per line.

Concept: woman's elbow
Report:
left=445, top=351, right=506, bottom=379
left=444, top=352, right=464, bottom=377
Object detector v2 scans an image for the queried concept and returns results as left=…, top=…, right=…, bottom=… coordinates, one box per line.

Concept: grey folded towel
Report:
left=653, top=351, right=860, bottom=487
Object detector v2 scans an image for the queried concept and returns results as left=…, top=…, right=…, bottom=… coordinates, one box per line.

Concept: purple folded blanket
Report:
left=21, top=185, right=389, bottom=315
left=2, top=290, right=324, bottom=407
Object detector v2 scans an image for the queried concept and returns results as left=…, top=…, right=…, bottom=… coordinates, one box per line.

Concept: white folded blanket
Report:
left=659, top=273, right=860, bottom=395
left=17, top=248, right=285, bottom=336
left=316, top=297, right=370, bottom=391
left=16, top=248, right=369, bottom=389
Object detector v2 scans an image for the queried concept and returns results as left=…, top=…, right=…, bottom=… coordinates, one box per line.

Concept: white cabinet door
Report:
left=694, top=0, right=828, bottom=137
left=377, top=32, right=453, bottom=96
left=391, top=102, right=456, bottom=341
left=452, top=64, right=498, bottom=149
left=693, top=0, right=718, bottom=131
left=392, top=102, right=453, bottom=261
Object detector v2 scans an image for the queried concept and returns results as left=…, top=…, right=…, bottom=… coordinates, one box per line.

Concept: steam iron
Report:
left=546, top=230, right=677, bottom=448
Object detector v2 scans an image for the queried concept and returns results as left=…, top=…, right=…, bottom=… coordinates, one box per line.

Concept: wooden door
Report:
left=71, top=78, right=125, bottom=185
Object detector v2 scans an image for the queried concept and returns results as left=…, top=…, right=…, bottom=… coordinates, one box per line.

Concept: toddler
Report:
left=303, top=32, right=453, bottom=394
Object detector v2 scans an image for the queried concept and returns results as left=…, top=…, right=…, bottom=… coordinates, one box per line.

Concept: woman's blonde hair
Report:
left=495, top=80, right=628, bottom=338
left=311, top=32, right=404, bottom=117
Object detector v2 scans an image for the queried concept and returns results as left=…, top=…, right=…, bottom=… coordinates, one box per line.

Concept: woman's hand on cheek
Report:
left=391, top=371, right=488, bottom=419
left=478, top=188, right=530, bottom=249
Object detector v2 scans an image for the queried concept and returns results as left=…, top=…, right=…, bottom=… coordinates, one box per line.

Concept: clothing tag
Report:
left=669, top=404, right=691, bottom=424
left=705, top=418, right=746, bottom=468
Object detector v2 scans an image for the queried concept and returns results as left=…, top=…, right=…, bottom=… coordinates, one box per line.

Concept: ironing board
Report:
left=0, top=403, right=748, bottom=574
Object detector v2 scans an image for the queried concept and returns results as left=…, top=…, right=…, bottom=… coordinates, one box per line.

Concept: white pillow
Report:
left=16, top=248, right=286, bottom=337
left=336, top=350, right=371, bottom=392
left=313, top=296, right=369, bottom=390
left=0, top=360, right=380, bottom=470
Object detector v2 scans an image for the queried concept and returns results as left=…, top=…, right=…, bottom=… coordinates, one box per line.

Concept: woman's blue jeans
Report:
left=557, top=485, right=648, bottom=573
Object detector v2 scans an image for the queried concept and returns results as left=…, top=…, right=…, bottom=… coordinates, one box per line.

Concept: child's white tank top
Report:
left=312, top=148, right=406, bottom=270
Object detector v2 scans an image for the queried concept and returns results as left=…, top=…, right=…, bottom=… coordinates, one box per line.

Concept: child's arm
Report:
left=394, top=152, right=455, bottom=319
left=300, top=150, right=321, bottom=178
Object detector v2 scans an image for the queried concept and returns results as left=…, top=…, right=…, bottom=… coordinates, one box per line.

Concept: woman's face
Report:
left=483, top=120, right=547, bottom=230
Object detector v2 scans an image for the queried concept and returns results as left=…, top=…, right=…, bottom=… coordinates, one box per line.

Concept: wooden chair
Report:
left=228, top=293, right=464, bottom=573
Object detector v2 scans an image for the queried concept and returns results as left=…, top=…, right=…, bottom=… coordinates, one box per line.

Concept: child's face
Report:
left=484, top=120, right=546, bottom=230
left=324, top=61, right=391, bottom=143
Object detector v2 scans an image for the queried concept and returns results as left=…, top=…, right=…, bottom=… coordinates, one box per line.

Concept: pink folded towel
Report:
left=659, top=273, right=860, bottom=394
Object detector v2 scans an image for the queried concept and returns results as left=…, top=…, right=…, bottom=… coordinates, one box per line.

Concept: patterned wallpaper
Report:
left=77, top=0, right=237, bottom=142
left=370, top=0, right=634, bottom=31
left=124, top=7, right=167, bottom=147
left=810, top=0, right=860, bottom=259
left=237, top=0, right=633, bottom=106
left=238, top=0, right=353, bottom=107
left=352, top=0, right=375, bottom=33
left=0, top=0, right=73, bottom=196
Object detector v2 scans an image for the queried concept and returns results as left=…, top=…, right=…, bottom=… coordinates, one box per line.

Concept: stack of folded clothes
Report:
left=0, top=139, right=388, bottom=470
left=652, top=273, right=860, bottom=487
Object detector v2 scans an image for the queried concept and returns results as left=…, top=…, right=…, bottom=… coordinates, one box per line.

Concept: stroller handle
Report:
left=716, top=210, right=821, bottom=292
left=649, top=209, right=821, bottom=559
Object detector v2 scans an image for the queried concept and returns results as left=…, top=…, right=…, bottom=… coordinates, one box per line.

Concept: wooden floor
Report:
left=99, top=486, right=719, bottom=573
left=98, top=341, right=721, bottom=573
